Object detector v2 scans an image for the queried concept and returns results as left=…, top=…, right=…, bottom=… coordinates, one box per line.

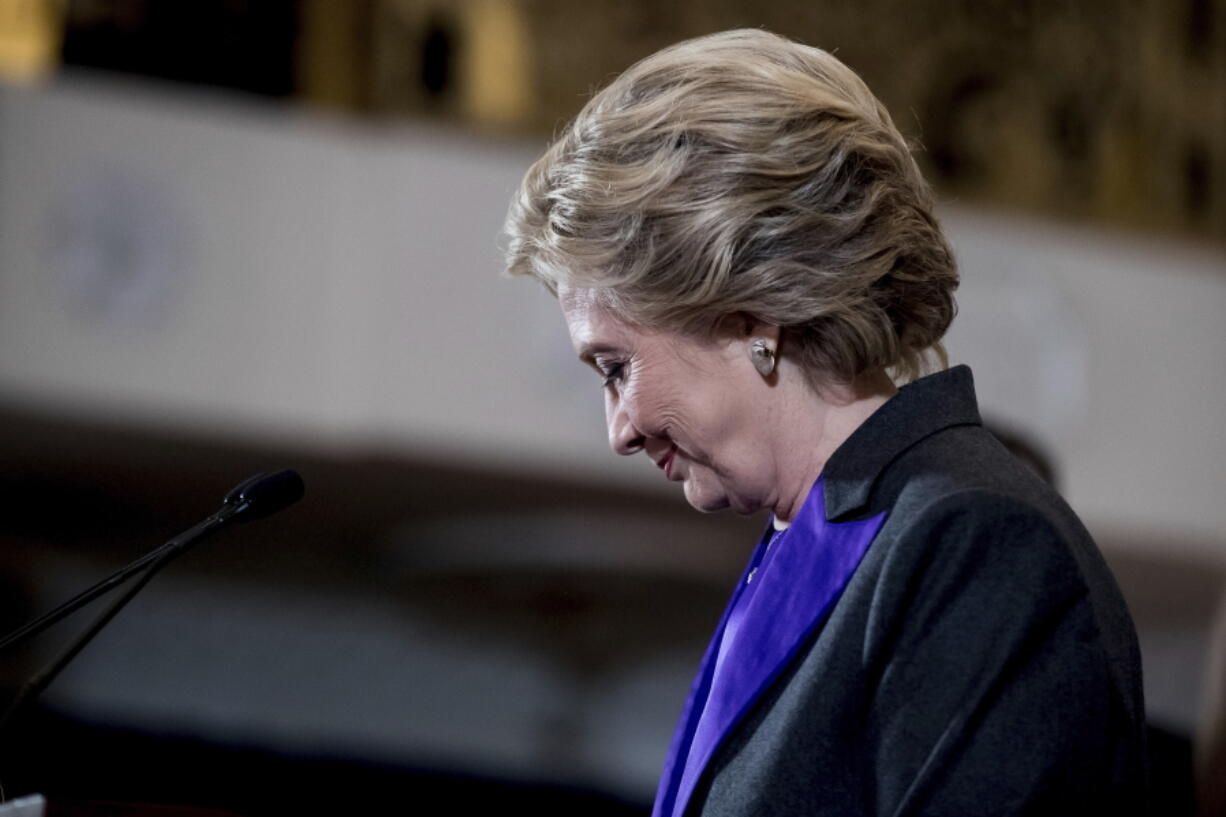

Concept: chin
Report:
left=683, top=482, right=731, bottom=514
left=686, top=487, right=769, bottom=518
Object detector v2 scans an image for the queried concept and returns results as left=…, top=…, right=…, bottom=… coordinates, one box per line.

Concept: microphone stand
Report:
left=0, top=470, right=304, bottom=740
left=0, top=513, right=231, bottom=734
left=0, top=515, right=227, bottom=653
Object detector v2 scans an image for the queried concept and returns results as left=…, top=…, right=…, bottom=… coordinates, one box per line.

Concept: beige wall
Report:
left=1, top=72, right=1224, bottom=566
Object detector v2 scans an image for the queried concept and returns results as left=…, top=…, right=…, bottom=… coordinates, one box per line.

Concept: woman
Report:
left=504, top=29, right=1147, bottom=816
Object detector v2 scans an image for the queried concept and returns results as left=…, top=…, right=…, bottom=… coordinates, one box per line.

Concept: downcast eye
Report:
left=599, top=360, right=626, bottom=388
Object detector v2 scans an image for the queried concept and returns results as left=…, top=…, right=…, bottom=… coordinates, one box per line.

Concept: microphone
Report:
left=222, top=469, right=306, bottom=522
left=0, top=470, right=305, bottom=734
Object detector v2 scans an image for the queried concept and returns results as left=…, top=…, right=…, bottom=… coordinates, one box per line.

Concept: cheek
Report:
left=685, top=388, right=745, bottom=453
left=621, top=374, right=680, bottom=432
left=623, top=349, right=737, bottom=445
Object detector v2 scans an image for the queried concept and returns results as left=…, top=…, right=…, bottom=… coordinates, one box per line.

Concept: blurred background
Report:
left=0, top=1, right=1223, bottom=814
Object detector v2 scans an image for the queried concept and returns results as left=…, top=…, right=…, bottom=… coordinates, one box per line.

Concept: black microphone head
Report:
left=223, top=470, right=305, bottom=522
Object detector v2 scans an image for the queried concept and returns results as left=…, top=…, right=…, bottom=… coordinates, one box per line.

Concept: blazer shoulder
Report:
left=859, top=463, right=1143, bottom=725
left=870, top=485, right=1090, bottom=615
left=870, top=423, right=1088, bottom=540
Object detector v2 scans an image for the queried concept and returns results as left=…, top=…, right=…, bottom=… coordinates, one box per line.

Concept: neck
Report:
left=769, top=368, right=896, bottom=523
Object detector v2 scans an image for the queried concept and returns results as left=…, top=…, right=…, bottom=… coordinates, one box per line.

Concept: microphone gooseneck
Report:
left=0, top=470, right=305, bottom=738
left=0, top=471, right=305, bottom=653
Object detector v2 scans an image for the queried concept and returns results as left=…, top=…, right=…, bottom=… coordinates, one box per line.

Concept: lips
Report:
left=657, top=445, right=678, bottom=480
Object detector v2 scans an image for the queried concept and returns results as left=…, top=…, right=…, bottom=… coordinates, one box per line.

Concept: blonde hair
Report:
left=504, top=28, right=958, bottom=384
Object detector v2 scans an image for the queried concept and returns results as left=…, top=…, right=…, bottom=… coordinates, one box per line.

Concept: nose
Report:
left=606, top=392, right=645, bottom=455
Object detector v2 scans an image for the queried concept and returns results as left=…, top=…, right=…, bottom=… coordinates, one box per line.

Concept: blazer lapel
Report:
left=652, top=535, right=763, bottom=817
left=657, top=480, right=886, bottom=817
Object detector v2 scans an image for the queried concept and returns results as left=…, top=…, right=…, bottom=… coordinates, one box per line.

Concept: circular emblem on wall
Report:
left=45, top=165, right=193, bottom=333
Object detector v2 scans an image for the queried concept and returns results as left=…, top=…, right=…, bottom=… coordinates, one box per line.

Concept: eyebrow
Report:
left=577, top=342, right=619, bottom=367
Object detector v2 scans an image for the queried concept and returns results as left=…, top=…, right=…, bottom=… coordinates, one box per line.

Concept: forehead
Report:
left=558, top=284, right=595, bottom=323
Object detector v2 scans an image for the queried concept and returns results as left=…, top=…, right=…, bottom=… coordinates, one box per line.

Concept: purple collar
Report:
left=652, top=477, right=886, bottom=817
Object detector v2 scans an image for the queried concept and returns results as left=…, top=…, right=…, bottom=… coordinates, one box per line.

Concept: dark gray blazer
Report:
left=687, top=366, right=1147, bottom=816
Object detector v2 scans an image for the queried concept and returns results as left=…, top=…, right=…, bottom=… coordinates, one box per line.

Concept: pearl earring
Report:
left=750, top=338, right=776, bottom=376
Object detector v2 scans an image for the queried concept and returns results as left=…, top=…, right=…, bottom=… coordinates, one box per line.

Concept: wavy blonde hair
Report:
left=504, top=28, right=958, bottom=384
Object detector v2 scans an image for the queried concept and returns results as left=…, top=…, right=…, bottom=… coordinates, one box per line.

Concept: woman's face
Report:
left=559, top=286, right=780, bottom=515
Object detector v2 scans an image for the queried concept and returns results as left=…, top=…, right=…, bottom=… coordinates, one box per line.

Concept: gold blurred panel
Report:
left=298, top=0, right=374, bottom=112
left=458, top=0, right=534, bottom=127
left=41, top=0, right=1226, bottom=245
left=0, top=0, right=63, bottom=81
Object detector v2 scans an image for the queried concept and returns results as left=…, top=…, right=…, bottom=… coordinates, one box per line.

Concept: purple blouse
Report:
left=653, top=477, right=887, bottom=817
